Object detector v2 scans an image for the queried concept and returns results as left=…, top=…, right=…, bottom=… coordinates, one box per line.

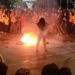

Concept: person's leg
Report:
left=36, top=31, right=42, bottom=52
left=43, top=34, right=47, bottom=52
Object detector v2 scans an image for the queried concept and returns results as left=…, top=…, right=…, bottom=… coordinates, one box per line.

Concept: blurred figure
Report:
left=59, top=67, right=72, bottom=75
left=41, top=63, right=59, bottom=75
left=0, top=9, right=4, bottom=34
left=36, top=17, right=48, bottom=52
left=3, top=13, right=9, bottom=34
left=10, top=11, right=17, bottom=34
left=15, top=68, right=30, bottom=75
left=0, top=54, right=8, bottom=75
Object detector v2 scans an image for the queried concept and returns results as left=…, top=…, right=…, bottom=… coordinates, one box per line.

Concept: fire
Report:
left=20, top=32, right=38, bottom=47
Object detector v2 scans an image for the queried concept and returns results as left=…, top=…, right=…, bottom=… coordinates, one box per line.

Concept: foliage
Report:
left=61, top=0, right=74, bottom=9
left=0, top=0, right=21, bottom=9
left=9, top=0, right=20, bottom=5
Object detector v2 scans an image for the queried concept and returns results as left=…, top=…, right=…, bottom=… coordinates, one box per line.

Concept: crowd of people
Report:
left=0, top=7, right=23, bottom=35
left=0, top=54, right=72, bottom=75
left=0, top=4, right=75, bottom=37
left=58, top=9, right=75, bottom=35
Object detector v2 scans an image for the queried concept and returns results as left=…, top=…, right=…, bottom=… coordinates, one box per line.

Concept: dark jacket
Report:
left=0, top=62, right=8, bottom=75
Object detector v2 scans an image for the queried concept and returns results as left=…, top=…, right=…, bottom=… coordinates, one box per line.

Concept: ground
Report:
left=0, top=21, right=75, bottom=75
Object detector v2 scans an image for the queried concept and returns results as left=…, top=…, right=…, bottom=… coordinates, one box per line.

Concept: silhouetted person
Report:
left=0, top=55, right=8, bottom=75
left=15, top=68, right=30, bottom=75
left=41, top=63, right=59, bottom=75
left=36, top=18, right=48, bottom=52
left=59, top=67, right=72, bottom=75
left=37, top=18, right=46, bottom=31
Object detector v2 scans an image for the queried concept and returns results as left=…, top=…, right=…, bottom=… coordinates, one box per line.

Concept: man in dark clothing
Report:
left=0, top=62, right=8, bottom=75
left=0, top=55, right=8, bottom=75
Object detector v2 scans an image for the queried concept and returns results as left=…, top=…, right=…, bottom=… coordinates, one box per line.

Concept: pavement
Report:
left=0, top=20, right=75, bottom=75
left=0, top=32, right=75, bottom=75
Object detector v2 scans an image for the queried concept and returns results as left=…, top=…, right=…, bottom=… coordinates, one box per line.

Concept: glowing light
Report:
left=20, top=32, right=38, bottom=47
left=26, top=2, right=34, bottom=9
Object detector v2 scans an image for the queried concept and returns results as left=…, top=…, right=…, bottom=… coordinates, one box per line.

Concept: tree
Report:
left=0, top=0, right=10, bottom=9
left=0, top=0, right=21, bottom=10
left=61, top=0, right=74, bottom=9
left=9, top=0, right=21, bottom=8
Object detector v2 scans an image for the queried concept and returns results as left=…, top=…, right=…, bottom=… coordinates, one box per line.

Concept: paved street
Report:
left=0, top=21, right=75, bottom=75
left=0, top=33, right=75, bottom=75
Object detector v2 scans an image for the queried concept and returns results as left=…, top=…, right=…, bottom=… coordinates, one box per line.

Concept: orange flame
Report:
left=20, top=32, right=38, bottom=47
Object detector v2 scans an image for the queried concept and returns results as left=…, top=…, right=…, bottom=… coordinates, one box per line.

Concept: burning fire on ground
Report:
left=20, top=32, right=38, bottom=47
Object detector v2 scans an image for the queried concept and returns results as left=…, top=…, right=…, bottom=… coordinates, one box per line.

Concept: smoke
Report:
left=46, top=0, right=59, bottom=9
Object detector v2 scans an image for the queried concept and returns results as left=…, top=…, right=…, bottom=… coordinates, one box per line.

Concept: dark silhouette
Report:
left=0, top=55, right=8, bottom=75
left=36, top=18, right=48, bottom=52
left=41, top=63, right=59, bottom=75
left=37, top=18, right=47, bottom=31
left=59, top=67, right=72, bottom=75
left=15, top=68, right=30, bottom=75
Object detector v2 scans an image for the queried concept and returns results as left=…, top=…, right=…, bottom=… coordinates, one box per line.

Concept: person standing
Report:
left=36, top=17, right=48, bottom=52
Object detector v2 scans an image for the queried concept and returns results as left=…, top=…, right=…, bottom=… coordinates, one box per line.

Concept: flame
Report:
left=20, top=32, right=38, bottom=47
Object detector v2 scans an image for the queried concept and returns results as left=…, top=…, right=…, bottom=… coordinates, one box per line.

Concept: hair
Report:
left=15, top=68, right=30, bottom=75
left=59, top=67, right=72, bottom=75
left=41, top=63, right=59, bottom=75
left=37, top=17, right=46, bottom=30
left=38, top=18, right=46, bottom=25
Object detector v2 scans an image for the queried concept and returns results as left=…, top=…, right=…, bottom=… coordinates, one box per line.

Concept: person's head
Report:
left=41, top=63, right=59, bottom=75
left=15, top=68, right=30, bottom=75
left=39, top=18, right=45, bottom=23
left=59, top=67, right=72, bottom=75
left=37, top=17, right=46, bottom=30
